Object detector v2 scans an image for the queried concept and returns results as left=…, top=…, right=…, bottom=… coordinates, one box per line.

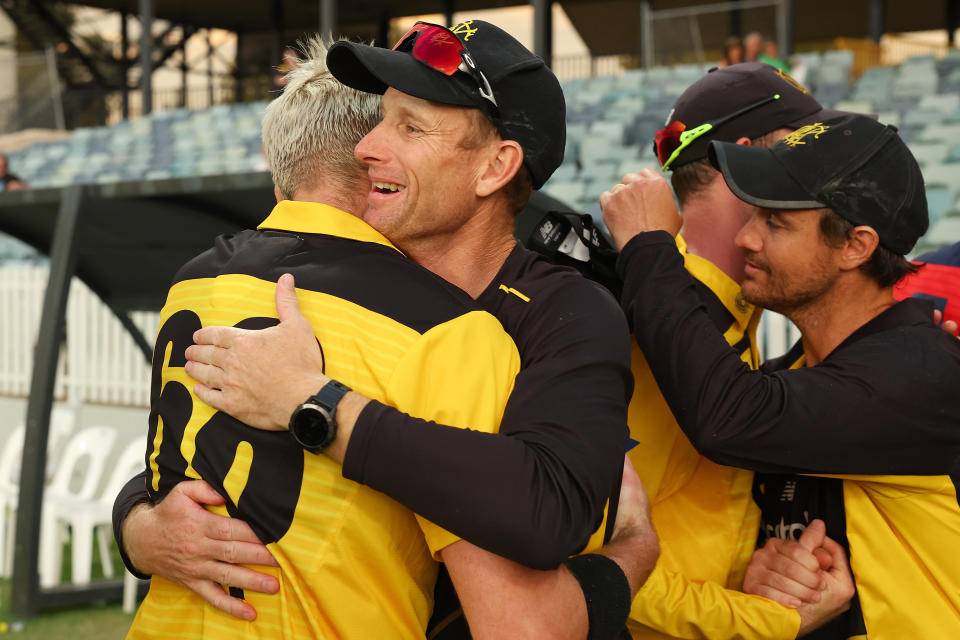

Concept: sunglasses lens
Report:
left=654, top=121, right=686, bottom=167
left=392, top=25, right=419, bottom=52
left=392, top=22, right=498, bottom=111
left=395, top=23, right=464, bottom=75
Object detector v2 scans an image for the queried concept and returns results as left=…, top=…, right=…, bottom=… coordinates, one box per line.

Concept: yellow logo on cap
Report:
left=452, top=21, right=478, bottom=41
left=775, top=68, right=810, bottom=95
left=782, top=123, right=829, bottom=147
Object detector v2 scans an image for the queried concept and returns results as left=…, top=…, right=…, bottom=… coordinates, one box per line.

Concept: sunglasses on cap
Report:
left=393, top=21, right=499, bottom=111
left=654, top=93, right=781, bottom=170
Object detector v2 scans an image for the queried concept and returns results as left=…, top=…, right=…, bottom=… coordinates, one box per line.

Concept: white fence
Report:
left=0, top=263, right=158, bottom=407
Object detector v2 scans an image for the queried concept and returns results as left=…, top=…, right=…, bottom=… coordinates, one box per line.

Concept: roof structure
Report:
left=1, top=172, right=275, bottom=314
left=76, top=0, right=524, bottom=33
left=567, top=0, right=956, bottom=57
left=61, top=0, right=957, bottom=55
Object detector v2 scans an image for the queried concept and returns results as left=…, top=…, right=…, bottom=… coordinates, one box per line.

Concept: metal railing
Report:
left=551, top=53, right=636, bottom=81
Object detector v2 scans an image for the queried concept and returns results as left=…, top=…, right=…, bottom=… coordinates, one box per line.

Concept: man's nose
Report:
left=355, top=123, right=386, bottom=165
left=735, top=216, right=762, bottom=252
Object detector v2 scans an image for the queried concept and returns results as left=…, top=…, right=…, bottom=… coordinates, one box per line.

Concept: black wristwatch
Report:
left=288, top=380, right=351, bottom=453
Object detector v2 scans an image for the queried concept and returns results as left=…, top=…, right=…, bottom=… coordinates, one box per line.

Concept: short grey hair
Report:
left=261, top=36, right=381, bottom=200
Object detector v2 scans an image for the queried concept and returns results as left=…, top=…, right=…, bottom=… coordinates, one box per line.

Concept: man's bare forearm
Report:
left=599, top=524, right=660, bottom=599
left=322, top=391, right=370, bottom=463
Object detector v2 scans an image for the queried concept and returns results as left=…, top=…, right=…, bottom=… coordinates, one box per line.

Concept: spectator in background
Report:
left=719, top=36, right=744, bottom=68
left=743, top=31, right=763, bottom=62
left=757, top=39, right=791, bottom=72
left=0, top=154, right=28, bottom=191
left=895, top=241, right=960, bottom=334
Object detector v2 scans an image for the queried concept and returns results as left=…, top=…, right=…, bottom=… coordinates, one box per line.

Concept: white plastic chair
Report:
left=0, top=407, right=76, bottom=578
left=45, top=407, right=80, bottom=481
left=0, top=425, right=25, bottom=578
left=38, top=425, right=118, bottom=587
left=47, top=437, right=146, bottom=586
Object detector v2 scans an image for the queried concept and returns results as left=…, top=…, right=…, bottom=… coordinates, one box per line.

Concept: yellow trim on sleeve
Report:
left=497, top=284, right=531, bottom=302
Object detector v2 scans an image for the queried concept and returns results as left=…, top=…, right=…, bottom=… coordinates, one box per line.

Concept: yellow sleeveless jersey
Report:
left=127, top=201, right=520, bottom=639
left=626, top=236, right=800, bottom=640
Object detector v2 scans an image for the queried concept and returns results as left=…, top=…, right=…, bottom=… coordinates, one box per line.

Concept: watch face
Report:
left=292, top=403, right=333, bottom=448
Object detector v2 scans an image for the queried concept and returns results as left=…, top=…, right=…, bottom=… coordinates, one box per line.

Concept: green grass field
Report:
left=0, top=594, right=134, bottom=639
left=0, top=530, right=136, bottom=639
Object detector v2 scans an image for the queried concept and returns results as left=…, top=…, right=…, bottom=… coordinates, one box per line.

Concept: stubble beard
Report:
left=742, top=267, right=836, bottom=318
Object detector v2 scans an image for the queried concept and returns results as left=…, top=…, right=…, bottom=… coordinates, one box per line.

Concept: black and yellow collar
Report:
left=677, top=234, right=758, bottom=332
left=258, top=200, right=402, bottom=253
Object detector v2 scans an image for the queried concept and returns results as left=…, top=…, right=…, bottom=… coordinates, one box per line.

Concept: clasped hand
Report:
left=742, top=519, right=855, bottom=636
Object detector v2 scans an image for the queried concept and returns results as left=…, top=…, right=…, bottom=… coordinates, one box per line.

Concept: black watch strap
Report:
left=289, top=380, right=351, bottom=453
left=311, top=379, right=351, bottom=413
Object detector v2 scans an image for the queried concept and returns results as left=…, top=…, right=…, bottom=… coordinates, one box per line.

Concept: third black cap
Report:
left=709, top=114, right=928, bottom=255
left=664, top=62, right=845, bottom=169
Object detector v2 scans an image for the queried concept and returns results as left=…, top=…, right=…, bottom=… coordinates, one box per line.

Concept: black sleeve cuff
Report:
left=112, top=470, right=153, bottom=580
left=615, top=230, right=678, bottom=280
left=341, top=399, right=390, bottom=483
left=565, top=554, right=631, bottom=640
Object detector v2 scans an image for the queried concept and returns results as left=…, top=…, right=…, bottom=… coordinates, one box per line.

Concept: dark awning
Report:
left=0, top=171, right=276, bottom=312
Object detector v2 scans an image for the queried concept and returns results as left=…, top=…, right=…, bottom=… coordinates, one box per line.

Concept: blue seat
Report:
left=543, top=180, right=586, bottom=205
left=925, top=186, right=954, bottom=223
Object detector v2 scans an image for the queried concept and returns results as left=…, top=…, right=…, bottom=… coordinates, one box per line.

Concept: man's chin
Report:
left=739, top=283, right=766, bottom=308
left=364, top=209, right=409, bottom=247
left=361, top=206, right=392, bottom=230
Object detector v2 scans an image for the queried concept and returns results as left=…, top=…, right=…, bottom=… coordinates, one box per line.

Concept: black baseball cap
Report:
left=327, top=20, right=565, bottom=189
left=708, top=113, right=928, bottom=255
left=663, top=62, right=845, bottom=169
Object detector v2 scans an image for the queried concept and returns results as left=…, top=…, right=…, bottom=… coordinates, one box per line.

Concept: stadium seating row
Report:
left=543, top=49, right=960, bottom=255
left=3, top=48, right=959, bottom=257
left=5, top=101, right=266, bottom=188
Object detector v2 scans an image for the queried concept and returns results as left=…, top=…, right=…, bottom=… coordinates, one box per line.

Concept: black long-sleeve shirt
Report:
left=618, top=231, right=960, bottom=638
left=115, top=244, right=632, bottom=573
left=343, top=245, right=632, bottom=567
left=617, top=231, right=960, bottom=476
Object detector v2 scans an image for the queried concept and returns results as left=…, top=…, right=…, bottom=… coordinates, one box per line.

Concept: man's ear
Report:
left=840, top=225, right=881, bottom=271
left=274, top=186, right=285, bottom=203
left=734, top=136, right=754, bottom=147
left=476, top=140, right=524, bottom=198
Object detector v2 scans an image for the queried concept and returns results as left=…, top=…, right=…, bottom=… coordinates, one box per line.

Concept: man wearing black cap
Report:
left=152, top=20, right=656, bottom=639
left=615, top=63, right=854, bottom=639
left=602, top=113, right=960, bottom=638
left=660, top=63, right=843, bottom=286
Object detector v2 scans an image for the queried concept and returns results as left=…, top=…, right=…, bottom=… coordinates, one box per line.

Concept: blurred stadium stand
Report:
left=3, top=47, right=960, bottom=258
left=541, top=50, right=960, bottom=255
left=3, top=101, right=267, bottom=189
